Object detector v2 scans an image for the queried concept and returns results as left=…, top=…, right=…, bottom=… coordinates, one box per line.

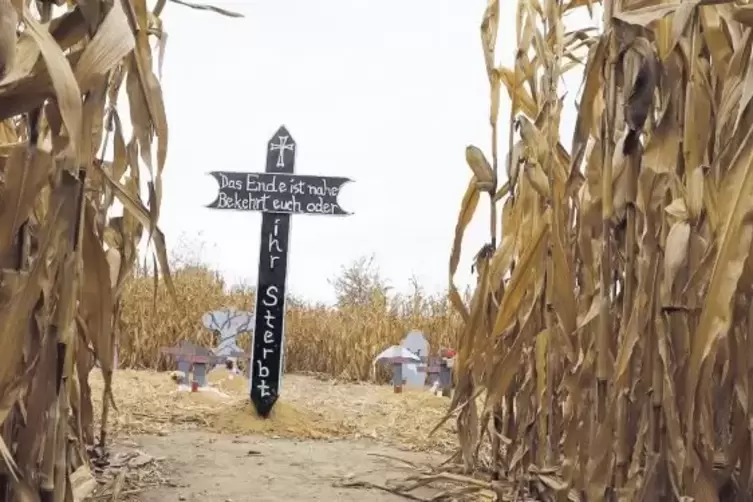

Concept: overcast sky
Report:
left=133, top=0, right=598, bottom=304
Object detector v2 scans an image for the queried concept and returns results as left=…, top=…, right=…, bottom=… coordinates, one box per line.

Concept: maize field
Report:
left=4, top=0, right=753, bottom=499
left=118, top=264, right=461, bottom=381
left=0, top=0, right=239, bottom=498
left=440, top=0, right=753, bottom=499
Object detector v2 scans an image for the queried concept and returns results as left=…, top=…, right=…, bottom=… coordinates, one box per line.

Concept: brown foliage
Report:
left=0, top=0, right=240, bottom=499
left=119, top=262, right=462, bottom=382
left=441, top=0, right=753, bottom=500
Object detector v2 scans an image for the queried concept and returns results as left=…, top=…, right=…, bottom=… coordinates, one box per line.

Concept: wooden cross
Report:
left=206, top=125, right=353, bottom=417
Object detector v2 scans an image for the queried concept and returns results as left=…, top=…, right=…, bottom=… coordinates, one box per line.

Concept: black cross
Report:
left=206, top=125, right=353, bottom=417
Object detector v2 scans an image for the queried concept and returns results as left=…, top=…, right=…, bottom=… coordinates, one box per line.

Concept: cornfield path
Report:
left=89, top=371, right=454, bottom=500
left=127, top=431, right=438, bottom=501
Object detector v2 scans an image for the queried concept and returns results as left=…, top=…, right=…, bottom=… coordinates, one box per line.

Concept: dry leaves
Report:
left=0, top=0, right=241, bottom=499
left=441, top=0, right=753, bottom=500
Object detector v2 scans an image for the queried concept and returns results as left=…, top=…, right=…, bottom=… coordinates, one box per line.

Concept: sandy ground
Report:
left=90, top=370, right=457, bottom=450
left=125, top=431, right=438, bottom=501
left=87, top=370, right=457, bottom=501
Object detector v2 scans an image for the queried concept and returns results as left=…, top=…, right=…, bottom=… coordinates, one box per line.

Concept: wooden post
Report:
left=193, top=362, right=208, bottom=387
left=439, top=360, right=452, bottom=397
left=392, top=362, right=403, bottom=393
left=176, top=360, right=191, bottom=385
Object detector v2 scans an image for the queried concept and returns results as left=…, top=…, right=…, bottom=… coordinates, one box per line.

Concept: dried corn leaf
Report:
left=74, top=0, right=135, bottom=91
left=23, top=8, right=82, bottom=155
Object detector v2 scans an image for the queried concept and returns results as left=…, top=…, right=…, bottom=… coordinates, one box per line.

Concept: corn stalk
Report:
left=0, top=0, right=239, bottom=499
left=442, top=0, right=753, bottom=499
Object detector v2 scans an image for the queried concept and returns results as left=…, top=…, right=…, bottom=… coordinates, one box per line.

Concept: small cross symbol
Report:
left=270, top=135, right=295, bottom=168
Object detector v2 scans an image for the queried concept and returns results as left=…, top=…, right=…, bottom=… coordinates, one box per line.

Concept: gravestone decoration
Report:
left=161, top=340, right=225, bottom=388
left=400, top=330, right=429, bottom=389
left=202, top=308, right=254, bottom=363
left=206, top=125, right=353, bottom=417
left=421, top=349, right=456, bottom=397
left=437, top=349, right=456, bottom=397
left=373, top=345, right=422, bottom=393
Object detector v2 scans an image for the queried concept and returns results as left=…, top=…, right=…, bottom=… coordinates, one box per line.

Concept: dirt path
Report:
left=92, top=371, right=457, bottom=453
left=129, top=431, right=438, bottom=501
left=87, top=371, right=455, bottom=500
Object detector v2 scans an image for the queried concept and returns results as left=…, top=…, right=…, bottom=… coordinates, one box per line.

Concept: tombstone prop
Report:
left=400, top=331, right=429, bottom=389
left=202, top=308, right=254, bottom=366
left=387, top=330, right=455, bottom=397
left=373, top=346, right=422, bottom=393
left=206, top=125, right=353, bottom=417
left=161, top=341, right=225, bottom=388
left=438, top=349, right=455, bottom=397
left=422, top=349, right=455, bottom=397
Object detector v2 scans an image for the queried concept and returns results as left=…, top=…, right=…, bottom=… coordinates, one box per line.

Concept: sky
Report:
left=128, top=0, right=599, bottom=305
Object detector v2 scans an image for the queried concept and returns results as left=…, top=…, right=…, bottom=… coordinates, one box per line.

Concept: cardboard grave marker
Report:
left=374, top=338, right=454, bottom=396
left=202, top=308, right=254, bottom=362
left=400, top=331, right=429, bottom=389
left=161, top=340, right=225, bottom=388
left=422, top=349, right=455, bottom=397
left=373, top=345, right=421, bottom=394
left=206, top=125, right=353, bottom=417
